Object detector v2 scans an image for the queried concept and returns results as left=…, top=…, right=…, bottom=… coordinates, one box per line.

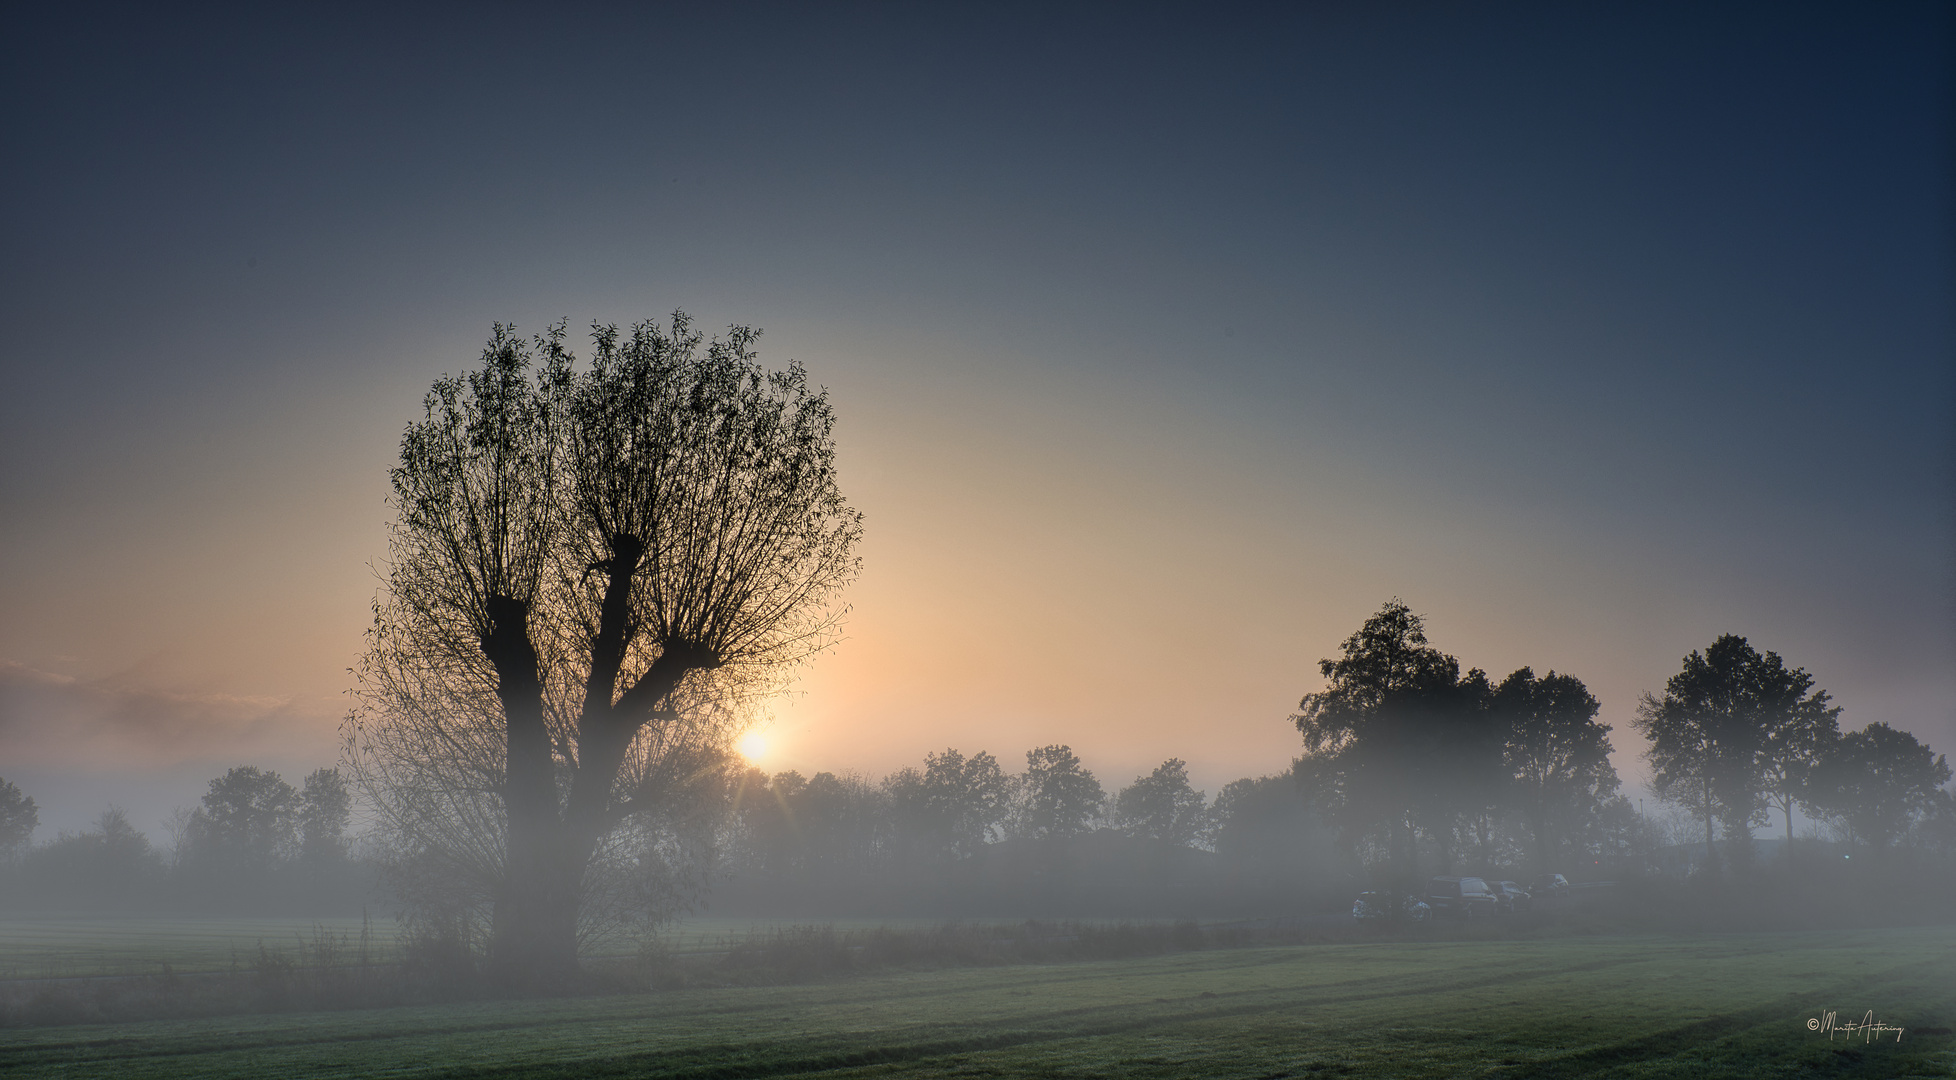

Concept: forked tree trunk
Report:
left=480, top=538, right=712, bottom=989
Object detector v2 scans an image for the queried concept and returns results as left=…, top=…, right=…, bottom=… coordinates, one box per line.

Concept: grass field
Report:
left=2, top=926, right=1951, bottom=1078
left=0, top=913, right=1050, bottom=980
left=0, top=913, right=402, bottom=980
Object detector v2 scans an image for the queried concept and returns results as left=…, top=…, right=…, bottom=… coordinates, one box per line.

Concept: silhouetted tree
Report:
left=0, top=778, right=35, bottom=864
left=885, top=749, right=1008, bottom=863
left=1491, top=668, right=1617, bottom=874
left=1635, top=635, right=1835, bottom=870
left=1113, top=759, right=1210, bottom=848
left=349, top=315, right=861, bottom=986
left=185, top=766, right=298, bottom=872
left=298, top=768, right=353, bottom=865
left=1210, top=770, right=1338, bottom=885
left=1756, top=675, right=1842, bottom=844
left=727, top=768, right=887, bottom=882
left=1810, top=723, right=1951, bottom=851
left=729, top=768, right=806, bottom=877
left=1291, top=600, right=1497, bottom=876
left=1008, top=745, right=1104, bottom=842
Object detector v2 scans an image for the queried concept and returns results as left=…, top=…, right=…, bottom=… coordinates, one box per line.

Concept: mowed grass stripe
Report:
left=4, top=939, right=1658, bottom=1062
left=0, top=916, right=1059, bottom=978
left=3, top=929, right=1951, bottom=1079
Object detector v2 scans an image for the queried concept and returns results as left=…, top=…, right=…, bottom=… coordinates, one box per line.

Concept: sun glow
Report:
left=737, top=732, right=768, bottom=762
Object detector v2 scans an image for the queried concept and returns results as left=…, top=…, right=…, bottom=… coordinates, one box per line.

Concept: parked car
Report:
left=1352, top=891, right=1431, bottom=922
left=1423, top=876, right=1499, bottom=918
left=1527, top=873, right=1570, bottom=896
left=1491, top=880, right=1531, bottom=913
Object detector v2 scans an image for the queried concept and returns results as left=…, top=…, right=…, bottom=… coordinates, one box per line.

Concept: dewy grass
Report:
left=0, top=912, right=403, bottom=979
left=3, top=927, right=1952, bottom=1078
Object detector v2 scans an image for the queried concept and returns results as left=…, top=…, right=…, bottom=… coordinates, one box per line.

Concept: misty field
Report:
left=4, top=927, right=1952, bottom=1079
left=0, top=913, right=1049, bottom=980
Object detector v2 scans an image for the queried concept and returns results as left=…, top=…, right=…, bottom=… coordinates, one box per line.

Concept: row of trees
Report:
left=1636, top=633, right=1952, bottom=864
left=1290, top=600, right=1624, bottom=881
left=0, top=766, right=363, bottom=912
left=320, top=318, right=1950, bottom=981
left=1288, top=600, right=1953, bottom=886
left=712, top=749, right=1340, bottom=917
left=725, top=748, right=1222, bottom=879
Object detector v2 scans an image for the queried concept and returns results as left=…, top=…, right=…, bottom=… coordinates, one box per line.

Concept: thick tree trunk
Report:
left=478, top=536, right=719, bottom=990
left=480, top=594, right=579, bottom=989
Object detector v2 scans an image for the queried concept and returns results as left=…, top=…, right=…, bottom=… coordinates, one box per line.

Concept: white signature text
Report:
left=1808, top=1010, right=1904, bottom=1043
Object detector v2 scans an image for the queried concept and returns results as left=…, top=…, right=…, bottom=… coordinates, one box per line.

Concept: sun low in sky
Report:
left=737, top=733, right=770, bottom=766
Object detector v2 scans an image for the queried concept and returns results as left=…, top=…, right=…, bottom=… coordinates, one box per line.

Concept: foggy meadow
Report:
left=3, top=4, right=1952, bottom=1078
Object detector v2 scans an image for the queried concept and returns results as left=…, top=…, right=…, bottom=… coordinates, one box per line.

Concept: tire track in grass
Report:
left=1495, top=955, right=1956, bottom=1080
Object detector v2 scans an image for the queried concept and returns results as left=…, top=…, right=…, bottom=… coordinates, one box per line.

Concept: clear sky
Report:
left=2, top=3, right=1950, bottom=840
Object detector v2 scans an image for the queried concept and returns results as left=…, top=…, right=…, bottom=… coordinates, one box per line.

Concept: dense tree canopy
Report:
left=1811, top=722, right=1952, bottom=851
left=297, top=768, right=353, bottom=865
left=1113, top=759, right=1210, bottom=848
left=885, top=749, right=1010, bottom=863
left=1635, top=634, right=1836, bottom=869
left=1491, top=667, right=1617, bottom=874
left=1292, top=600, right=1499, bottom=875
left=186, top=766, right=298, bottom=871
left=1008, top=745, right=1105, bottom=843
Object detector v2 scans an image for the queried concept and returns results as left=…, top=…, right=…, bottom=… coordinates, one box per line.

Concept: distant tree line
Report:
left=1635, top=632, right=1953, bottom=872
left=0, top=766, right=371, bottom=914
left=1290, top=599, right=1639, bottom=885
left=709, top=746, right=1342, bottom=917
left=1288, top=599, right=1953, bottom=888
left=2, top=607, right=1947, bottom=922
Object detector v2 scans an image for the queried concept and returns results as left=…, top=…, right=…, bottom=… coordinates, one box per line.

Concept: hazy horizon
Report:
left=3, top=4, right=1950, bottom=843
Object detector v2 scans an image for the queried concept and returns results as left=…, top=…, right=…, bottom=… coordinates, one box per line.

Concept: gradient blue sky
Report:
left=3, top=3, right=1950, bottom=839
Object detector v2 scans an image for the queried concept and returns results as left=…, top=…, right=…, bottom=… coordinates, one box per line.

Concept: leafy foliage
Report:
left=1634, top=634, right=1837, bottom=867
left=885, top=749, right=1010, bottom=863
left=297, top=768, right=353, bottom=865
left=1810, top=722, right=1952, bottom=850
left=1291, top=600, right=1501, bottom=873
left=1491, top=667, right=1616, bottom=874
left=184, top=767, right=298, bottom=871
left=1112, top=759, right=1210, bottom=847
left=1008, top=745, right=1104, bottom=842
